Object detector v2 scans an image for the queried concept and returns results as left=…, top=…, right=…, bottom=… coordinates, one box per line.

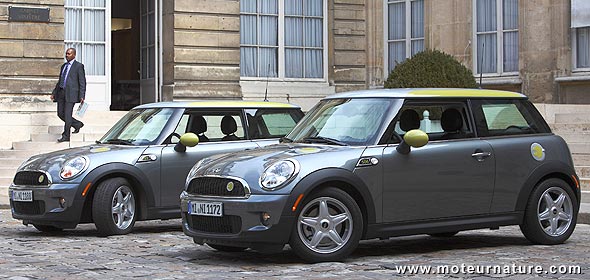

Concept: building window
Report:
left=141, top=0, right=155, bottom=79
left=474, top=0, right=518, bottom=74
left=64, top=0, right=107, bottom=76
left=572, top=0, right=590, bottom=70
left=385, top=0, right=424, bottom=73
left=574, top=27, right=590, bottom=69
left=240, top=0, right=326, bottom=79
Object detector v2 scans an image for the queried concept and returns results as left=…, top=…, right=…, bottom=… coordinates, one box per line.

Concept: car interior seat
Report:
left=399, top=109, right=421, bottom=132
left=440, top=108, right=464, bottom=139
left=221, top=115, right=240, bottom=141
left=188, top=115, right=209, bottom=142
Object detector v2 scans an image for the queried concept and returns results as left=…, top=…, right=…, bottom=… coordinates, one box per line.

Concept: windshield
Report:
left=99, top=108, right=177, bottom=146
left=287, top=98, right=396, bottom=146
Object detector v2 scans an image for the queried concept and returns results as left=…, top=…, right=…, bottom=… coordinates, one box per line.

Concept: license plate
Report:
left=188, top=201, right=223, bottom=217
left=12, top=190, right=33, bottom=202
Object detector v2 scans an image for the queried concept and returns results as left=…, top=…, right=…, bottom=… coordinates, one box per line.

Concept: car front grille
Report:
left=187, top=177, right=247, bottom=197
left=187, top=215, right=241, bottom=234
left=11, top=201, right=45, bottom=215
left=13, top=171, right=50, bottom=186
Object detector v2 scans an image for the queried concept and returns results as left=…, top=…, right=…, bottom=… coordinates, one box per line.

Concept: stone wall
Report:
left=425, top=0, right=473, bottom=67
left=332, top=0, right=367, bottom=92
left=167, top=0, right=241, bottom=101
left=520, top=0, right=569, bottom=103
left=0, top=0, right=63, bottom=111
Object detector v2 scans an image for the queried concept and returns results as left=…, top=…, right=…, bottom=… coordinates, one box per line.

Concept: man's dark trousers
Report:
left=56, top=88, right=83, bottom=140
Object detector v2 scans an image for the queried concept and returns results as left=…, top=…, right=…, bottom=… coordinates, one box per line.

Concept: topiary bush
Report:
left=384, top=49, right=477, bottom=89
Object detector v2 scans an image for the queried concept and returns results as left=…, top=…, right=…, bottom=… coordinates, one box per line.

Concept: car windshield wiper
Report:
left=280, top=136, right=293, bottom=143
left=301, top=136, right=349, bottom=146
left=104, top=139, right=134, bottom=145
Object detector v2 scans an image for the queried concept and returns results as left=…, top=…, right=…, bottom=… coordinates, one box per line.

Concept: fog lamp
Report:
left=59, top=197, right=66, bottom=208
left=261, top=212, right=271, bottom=226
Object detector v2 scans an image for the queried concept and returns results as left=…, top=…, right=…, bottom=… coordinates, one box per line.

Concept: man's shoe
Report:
left=73, top=123, right=84, bottom=134
left=57, top=137, right=70, bottom=142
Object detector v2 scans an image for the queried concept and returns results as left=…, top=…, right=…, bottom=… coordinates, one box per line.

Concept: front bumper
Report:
left=9, top=183, right=85, bottom=228
left=180, top=192, right=295, bottom=251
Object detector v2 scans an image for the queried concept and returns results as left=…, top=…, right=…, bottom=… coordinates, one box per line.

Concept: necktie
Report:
left=60, top=63, right=69, bottom=88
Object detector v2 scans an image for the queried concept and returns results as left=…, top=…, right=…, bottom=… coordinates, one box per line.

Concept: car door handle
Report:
left=471, top=151, right=491, bottom=162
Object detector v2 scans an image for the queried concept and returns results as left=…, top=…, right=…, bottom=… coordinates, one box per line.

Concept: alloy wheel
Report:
left=111, top=185, right=136, bottom=230
left=297, top=197, right=353, bottom=254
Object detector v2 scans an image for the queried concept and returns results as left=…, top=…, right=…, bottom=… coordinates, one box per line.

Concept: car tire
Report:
left=428, top=231, right=458, bottom=238
left=33, top=224, right=63, bottom=233
left=207, top=244, right=248, bottom=252
left=289, top=187, right=363, bottom=263
left=92, top=178, right=137, bottom=236
left=519, top=178, right=578, bottom=245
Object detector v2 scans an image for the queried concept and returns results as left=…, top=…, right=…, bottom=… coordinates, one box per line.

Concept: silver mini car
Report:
left=9, top=101, right=304, bottom=235
left=181, top=89, right=581, bottom=262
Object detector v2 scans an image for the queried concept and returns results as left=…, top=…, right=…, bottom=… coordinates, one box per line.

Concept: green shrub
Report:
left=384, top=49, right=477, bottom=89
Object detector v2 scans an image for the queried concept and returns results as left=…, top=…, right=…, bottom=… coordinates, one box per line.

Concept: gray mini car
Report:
left=180, top=89, right=581, bottom=262
left=9, top=101, right=304, bottom=235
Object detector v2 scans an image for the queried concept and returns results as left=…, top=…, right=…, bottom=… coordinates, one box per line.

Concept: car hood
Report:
left=18, top=145, right=148, bottom=180
left=195, top=143, right=366, bottom=190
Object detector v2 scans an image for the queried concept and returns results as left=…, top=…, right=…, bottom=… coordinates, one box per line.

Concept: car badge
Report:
left=530, top=143, right=545, bottom=161
left=38, top=175, right=45, bottom=183
left=356, top=157, right=378, bottom=167
left=226, top=182, right=234, bottom=192
left=211, top=168, right=222, bottom=174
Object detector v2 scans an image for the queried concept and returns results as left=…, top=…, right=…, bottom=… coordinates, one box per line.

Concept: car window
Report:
left=172, top=111, right=245, bottom=143
left=287, top=98, right=397, bottom=146
left=100, top=108, right=177, bottom=145
left=472, top=99, right=551, bottom=137
left=245, top=108, right=304, bottom=139
left=390, top=101, right=474, bottom=142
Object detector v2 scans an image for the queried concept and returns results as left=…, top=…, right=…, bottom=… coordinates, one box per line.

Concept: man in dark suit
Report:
left=51, top=48, right=85, bottom=142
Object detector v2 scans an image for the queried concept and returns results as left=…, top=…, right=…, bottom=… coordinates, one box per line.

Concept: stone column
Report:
left=332, top=0, right=367, bottom=92
left=170, top=0, right=241, bottom=100
left=520, top=0, right=569, bottom=103
left=365, top=0, right=384, bottom=88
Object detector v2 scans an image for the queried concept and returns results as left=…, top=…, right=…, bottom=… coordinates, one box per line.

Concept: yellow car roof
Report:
left=135, top=100, right=300, bottom=109
left=326, top=88, right=526, bottom=99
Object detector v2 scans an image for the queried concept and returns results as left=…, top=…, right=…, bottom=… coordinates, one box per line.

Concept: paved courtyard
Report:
left=0, top=209, right=588, bottom=279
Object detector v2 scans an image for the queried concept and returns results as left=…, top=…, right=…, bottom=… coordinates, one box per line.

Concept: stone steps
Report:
left=12, top=141, right=90, bottom=151
left=567, top=143, right=590, bottom=154
left=550, top=124, right=590, bottom=134
left=557, top=133, right=590, bottom=143
left=554, top=113, right=590, bottom=124
left=47, top=125, right=112, bottom=135
left=0, top=158, right=28, bottom=168
left=30, top=132, right=105, bottom=142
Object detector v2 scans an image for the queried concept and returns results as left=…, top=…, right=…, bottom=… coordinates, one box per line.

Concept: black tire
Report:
left=92, top=177, right=137, bottom=236
left=289, top=187, right=363, bottom=263
left=519, top=178, right=578, bottom=245
left=207, top=244, right=248, bottom=252
left=428, top=231, right=458, bottom=238
left=33, top=224, right=63, bottom=233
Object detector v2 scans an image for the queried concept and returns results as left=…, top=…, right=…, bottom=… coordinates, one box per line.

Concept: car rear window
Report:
left=246, top=108, right=304, bottom=139
left=472, top=99, right=551, bottom=137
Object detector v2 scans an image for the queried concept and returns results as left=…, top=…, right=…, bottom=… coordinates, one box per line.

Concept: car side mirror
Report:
left=174, top=133, right=200, bottom=152
left=396, top=129, right=429, bottom=155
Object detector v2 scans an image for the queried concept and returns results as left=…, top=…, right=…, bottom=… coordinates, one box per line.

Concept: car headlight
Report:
left=260, top=159, right=299, bottom=190
left=60, top=156, right=89, bottom=180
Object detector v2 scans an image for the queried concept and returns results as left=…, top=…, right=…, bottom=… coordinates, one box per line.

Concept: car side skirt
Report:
left=364, top=212, right=523, bottom=240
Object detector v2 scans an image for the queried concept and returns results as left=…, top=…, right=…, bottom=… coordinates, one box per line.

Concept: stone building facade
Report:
left=0, top=0, right=589, bottom=114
